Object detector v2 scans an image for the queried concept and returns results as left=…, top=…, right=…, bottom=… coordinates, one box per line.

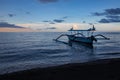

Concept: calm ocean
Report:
left=0, top=32, right=120, bottom=74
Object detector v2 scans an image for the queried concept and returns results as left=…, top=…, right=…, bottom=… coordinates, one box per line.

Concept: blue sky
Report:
left=0, top=0, right=120, bottom=32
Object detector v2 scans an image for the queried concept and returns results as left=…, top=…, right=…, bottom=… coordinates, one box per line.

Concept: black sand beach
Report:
left=0, top=58, right=120, bottom=80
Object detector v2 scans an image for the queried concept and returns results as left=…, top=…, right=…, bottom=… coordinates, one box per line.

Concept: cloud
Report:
left=36, top=27, right=56, bottom=31
left=99, top=18, right=120, bottom=23
left=42, top=20, right=55, bottom=24
left=8, top=14, right=15, bottom=17
left=98, top=19, right=110, bottom=23
left=105, top=8, right=120, bottom=15
left=42, top=20, right=50, bottom=22
left=26, top=12, right=31, bottom=14
left=62, top=16, right=68, bottom=19
left=53, top=19, right=65, bottom=23
left=92, top=12, right=105, bottom=16
left=106, top=15, right=120, bottom=19
left=99, top=15, right=120, bottom=23
left=82, top=21, right=86, bottom=23
left=92, top=8, right=120, bottom=23
left=0, top=22, right=24, bottom=28
left=93, top=8, right=120, bottom=16
left=42, top=16, right=67, bottom=24
left=38, top=0, right=58, bottom=3
left=46, top=27, right=56, bottom=29
left=49, top=22, right=55, bottom=24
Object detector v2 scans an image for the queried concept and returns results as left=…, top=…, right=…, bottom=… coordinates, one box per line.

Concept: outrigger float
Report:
left=53, top=25, right=110, bottom=47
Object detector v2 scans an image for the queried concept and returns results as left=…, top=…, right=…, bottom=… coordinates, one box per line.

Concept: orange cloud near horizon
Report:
left=0, top=27, right=36, bottom=32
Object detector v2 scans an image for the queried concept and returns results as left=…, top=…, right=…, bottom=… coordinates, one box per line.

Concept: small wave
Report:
left=99, top=52, right=120, bottom=55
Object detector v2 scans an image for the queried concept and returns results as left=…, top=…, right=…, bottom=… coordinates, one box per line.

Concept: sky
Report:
left=0, top=0, right=120, bottom=32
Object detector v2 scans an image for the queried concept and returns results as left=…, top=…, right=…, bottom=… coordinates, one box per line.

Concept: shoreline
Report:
left=0, top=58, right=120, bottom=80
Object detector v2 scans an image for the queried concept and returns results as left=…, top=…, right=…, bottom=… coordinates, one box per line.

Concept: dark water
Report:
left=0, top=32, right=120, bottom=74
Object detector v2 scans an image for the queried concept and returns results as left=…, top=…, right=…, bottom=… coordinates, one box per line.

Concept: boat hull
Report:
left=68, top=35, right=93, bottom=45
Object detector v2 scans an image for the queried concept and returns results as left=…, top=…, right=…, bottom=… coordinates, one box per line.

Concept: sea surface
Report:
left=0, top=32, right=120, bottom=74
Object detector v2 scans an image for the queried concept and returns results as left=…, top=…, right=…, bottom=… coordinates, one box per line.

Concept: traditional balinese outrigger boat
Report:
left=54, top=25, right=110, bottom=47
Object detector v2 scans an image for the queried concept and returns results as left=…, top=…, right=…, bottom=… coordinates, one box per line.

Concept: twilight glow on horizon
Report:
left=0, top=0, right=120, bottom=32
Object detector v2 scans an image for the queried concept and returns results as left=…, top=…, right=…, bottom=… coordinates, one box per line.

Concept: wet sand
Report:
left=0, top=58, right=120, bottom=80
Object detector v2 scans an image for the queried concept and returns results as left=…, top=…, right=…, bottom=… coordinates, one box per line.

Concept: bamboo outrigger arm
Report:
left=94, top=34, right=110, bottom=40
left=54, top=34, right=68, bottom=41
